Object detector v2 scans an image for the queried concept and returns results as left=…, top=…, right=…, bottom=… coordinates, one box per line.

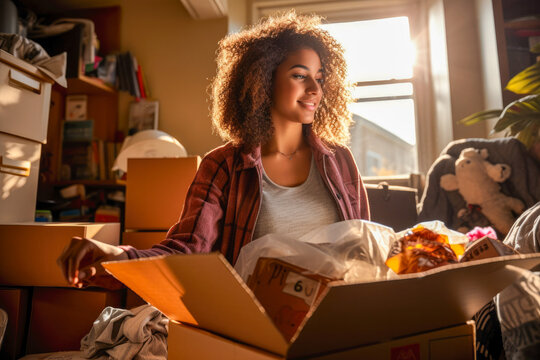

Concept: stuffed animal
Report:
left=440, top=147, right=525, bottom=235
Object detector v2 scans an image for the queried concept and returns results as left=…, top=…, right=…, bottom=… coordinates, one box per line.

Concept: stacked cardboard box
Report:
left=0, top=222, right=119, bottom=287
left=0, top=287, right=29, bottom=360
left=26, top=287, right=123, bottom=354
left=0, top=50, right=53, bottom=223
left=0, top=222, right=121, bottom=356
left=122, top=157, right=201, bottom=308
left=124, top=157, right=201, bottom=231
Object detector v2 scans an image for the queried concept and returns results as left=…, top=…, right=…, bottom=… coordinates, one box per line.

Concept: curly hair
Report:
left=210, top=10, right=352, bottom=148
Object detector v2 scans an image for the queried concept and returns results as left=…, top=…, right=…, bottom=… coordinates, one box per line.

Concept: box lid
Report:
left=104, top=252, right=540, bottom=358
left=104, top=253, right=288, bottom=354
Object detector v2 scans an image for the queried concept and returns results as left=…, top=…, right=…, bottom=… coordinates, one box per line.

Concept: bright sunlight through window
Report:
left=321, top=17, right=418, bottom=176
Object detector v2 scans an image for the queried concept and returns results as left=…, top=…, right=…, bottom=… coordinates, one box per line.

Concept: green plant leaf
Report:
left=493, top=95, right=540, bottom=134
left=510, top=117, right=535, bottom=134
left=458, top=109, right=502, bottom=125
left=506, top=62, right=540, bottom=95
left=493, top=114, right=530, bottom=133
left=502, top=95, right=540, bottom=115
left=516, top=123, right=540, bottom=148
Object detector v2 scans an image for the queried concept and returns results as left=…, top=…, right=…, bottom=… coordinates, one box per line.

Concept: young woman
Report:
left=57, top=11, right=370, bottom=289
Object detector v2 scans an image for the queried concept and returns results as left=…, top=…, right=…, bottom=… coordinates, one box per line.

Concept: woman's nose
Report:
left=306, top=77, right=321, bottom=94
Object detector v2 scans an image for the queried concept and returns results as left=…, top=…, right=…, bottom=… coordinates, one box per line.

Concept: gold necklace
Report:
left=277, top=149, right=298, bottom=160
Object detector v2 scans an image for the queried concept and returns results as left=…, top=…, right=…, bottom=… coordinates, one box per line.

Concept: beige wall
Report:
left=119, top=0, right=227, bottom=156
left=427, top=0, right=495, bottom=157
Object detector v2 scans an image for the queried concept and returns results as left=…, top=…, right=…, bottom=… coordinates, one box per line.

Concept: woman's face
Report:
left=271, top=47, right=323, bottom=125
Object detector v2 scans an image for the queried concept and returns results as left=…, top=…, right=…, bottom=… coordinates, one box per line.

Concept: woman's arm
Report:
left=57, top=146, right=232, bottom=288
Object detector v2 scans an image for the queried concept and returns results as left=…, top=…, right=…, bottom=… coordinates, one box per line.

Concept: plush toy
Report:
left=440, top=147, right=525, bottom=235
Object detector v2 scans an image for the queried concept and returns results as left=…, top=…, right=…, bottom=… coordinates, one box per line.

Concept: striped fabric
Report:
left=473, top=300, right=504, bottom=360
left=122, top=128, right=370, bottom=265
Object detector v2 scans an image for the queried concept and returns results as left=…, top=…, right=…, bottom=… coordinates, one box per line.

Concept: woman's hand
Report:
left=57, top=236, right=128, bottom=290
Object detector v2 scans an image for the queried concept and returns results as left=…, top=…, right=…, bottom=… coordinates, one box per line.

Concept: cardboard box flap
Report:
left=288, top=253, right=540, bottom=359
left=104, top=253, right=288, bottom=356
left=103, top=255, right=196, bottom=323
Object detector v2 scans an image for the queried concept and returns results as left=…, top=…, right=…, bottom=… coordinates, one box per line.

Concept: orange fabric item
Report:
left=386, top=225, right=460, bottom=274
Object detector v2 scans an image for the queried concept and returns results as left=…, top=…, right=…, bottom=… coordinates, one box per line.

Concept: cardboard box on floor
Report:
left=26, top=287, right=123, bottom=354
left=0, top=287, right=30, bottom=360
left=0, top=222, right=120, bottom=287
left=169, top=320, right=475, bottom=360
left=104, top=252, right=540, bottom=359
left=125, top=157, right=201, bottom=230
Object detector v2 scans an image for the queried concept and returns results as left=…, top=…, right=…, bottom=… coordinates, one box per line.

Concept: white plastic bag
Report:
left=234, top=219, right=468, bottom=284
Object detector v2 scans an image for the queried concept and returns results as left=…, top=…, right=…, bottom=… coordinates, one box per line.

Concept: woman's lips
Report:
left=298, top=100, right=317, bottom=111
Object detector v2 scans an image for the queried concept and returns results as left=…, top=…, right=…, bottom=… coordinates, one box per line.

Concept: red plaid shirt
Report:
left=122, top=129, right=370, bottom=265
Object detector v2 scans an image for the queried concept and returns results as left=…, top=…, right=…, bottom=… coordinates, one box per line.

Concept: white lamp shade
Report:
left=112, top=130, right=188, bottom=173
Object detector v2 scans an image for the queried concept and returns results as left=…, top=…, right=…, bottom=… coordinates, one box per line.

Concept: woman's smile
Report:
left=298, top=99, right=317, bottom=111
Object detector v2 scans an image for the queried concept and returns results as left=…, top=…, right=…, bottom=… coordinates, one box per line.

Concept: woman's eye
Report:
left=316, top=78, right=324, bottom=84
left=292, top=74, right=306, bottom=80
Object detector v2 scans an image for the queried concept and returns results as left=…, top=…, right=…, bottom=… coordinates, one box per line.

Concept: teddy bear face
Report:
left=455, top=148, right=490, bottom=181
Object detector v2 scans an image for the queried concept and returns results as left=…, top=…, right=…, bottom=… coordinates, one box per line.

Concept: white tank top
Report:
left=253, top=156, right=341, bottom=240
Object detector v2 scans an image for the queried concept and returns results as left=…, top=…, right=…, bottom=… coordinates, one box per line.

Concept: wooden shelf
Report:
left=66, top=75, right=116, bottom=95
left=52, top=180, right=125, bottom=187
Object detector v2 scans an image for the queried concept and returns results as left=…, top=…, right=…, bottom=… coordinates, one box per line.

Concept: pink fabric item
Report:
left=466, top=226, right=498, bottom=242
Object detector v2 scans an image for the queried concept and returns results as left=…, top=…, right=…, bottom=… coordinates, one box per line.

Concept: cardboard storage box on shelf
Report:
left=103, top=252, right=540, bottom=359
left=1, top=49, right=53, bottom=223
left=169, top=320, right=475, bottom=360
left=0, top=49, right=52, bottom=145
left=125, top=157, right=201, bottom=230
left=0, top=287, right=30, bottom=360
left=26, top=287, right=123, bottom=354
left=0, top=222, right=120, bottom=287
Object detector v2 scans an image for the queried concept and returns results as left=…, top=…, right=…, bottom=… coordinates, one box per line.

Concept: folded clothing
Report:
left=81, top=304, right=168, bottom=360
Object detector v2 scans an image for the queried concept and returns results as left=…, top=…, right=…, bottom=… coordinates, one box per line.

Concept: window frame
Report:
left=251, top=0, right=434, bottom=174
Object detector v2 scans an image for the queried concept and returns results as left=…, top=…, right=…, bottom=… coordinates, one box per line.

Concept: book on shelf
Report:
left=94, top=205, right=121, bottom=222
left=127, top=52, right=141, bottom=99
left=61, top=141, right=96, bottom=180
left=115, top=51, right=147, bottom=99
left=106, top=141, right=117, bottom=180
left=62, top=119, right=94, bottom=142
left=97, top=140, right=106, bottom=181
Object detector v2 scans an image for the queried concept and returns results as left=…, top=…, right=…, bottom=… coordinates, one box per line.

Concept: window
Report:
left=321, top=17, right=418, bottom=176
left=252, top=0, right=432, bottom=175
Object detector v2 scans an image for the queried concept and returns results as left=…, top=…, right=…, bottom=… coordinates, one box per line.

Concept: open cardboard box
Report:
left=103, top=252, right=540, bottom=359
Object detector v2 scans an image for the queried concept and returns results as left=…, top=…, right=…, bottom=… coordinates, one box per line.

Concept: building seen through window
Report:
left=321, top=17, right=418, bottom=176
